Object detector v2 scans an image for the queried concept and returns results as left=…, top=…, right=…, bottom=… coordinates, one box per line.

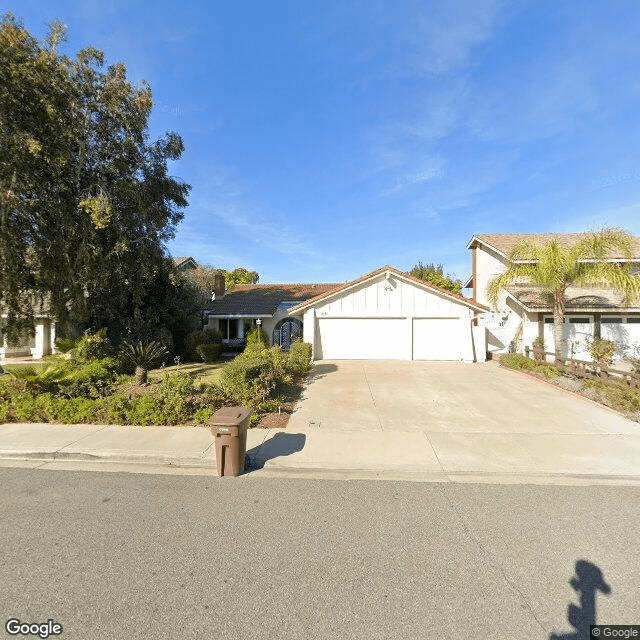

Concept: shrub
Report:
left=246, top=327, right=268, bottom=347
left=196, top=343, right=222, bottom=363
left=193, top=407, right=215, bottom=424
left=125, top=395, right=166, bottom=426
left=218, top=345, right=292, bottom=410
left=185, top=330, right=221, bottom=361
left=55, top=338, right=77, bottom=354
left=157, top=371, right=195, bottom=424
left=288, top=339, right=312, bottom=377
left=589, top=338, right=616, bottom=365
left=56, top=358, right=120, bottom=399
left=118, top=340, right=168, bottom=384
left=73, top=329, right=112, bottom=363
left=499, top=353, right=535, bottom=370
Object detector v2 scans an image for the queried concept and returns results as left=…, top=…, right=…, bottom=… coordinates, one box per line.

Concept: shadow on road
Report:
left=245, top=432, right=306, bottom=471
left=549, top=560, right=611, bottom=640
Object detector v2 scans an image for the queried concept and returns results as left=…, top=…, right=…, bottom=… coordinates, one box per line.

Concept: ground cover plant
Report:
left=499, top=353, right=640, bottom=422
left=0, top=331, right=312, bottom=427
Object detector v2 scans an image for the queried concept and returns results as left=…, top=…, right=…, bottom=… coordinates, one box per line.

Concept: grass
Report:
left=147, top=361, right=224, bottom=385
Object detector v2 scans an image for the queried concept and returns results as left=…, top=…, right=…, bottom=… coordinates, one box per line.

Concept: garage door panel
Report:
left=317, top=318, right=408, bottom=360
left=412, top=318, right=461, bottom=360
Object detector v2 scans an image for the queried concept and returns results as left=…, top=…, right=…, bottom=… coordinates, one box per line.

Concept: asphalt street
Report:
left=0, top=468, right=639, bottom=640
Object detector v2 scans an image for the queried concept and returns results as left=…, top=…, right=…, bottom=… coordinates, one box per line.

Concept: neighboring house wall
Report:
left=0, top=318, right=55, bottom=359
left=474, top=243, right=507, bottom=307
left=471, top=237, right=640, bottom=360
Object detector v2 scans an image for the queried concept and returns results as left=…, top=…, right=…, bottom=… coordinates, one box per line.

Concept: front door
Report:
left=275, top=319, right=302, bottom=351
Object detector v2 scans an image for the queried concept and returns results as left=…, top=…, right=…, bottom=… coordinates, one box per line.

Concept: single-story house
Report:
left=467, top=233, right=640, bottom=360
left=204, top=266, right=488, bottom=361
left=288, top=266, right=488, bottom=361
left=203, top=275, right=339, bottom=351
left=172, top=256, right=198, bottom=272
left=0, top=298, right=55, bottom=360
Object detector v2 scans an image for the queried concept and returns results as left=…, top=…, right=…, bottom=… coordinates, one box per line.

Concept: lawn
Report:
left=147, top=361, right=224, bottom=385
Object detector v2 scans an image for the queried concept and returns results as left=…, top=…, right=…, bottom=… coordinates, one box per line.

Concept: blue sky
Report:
left=8, top=0, right=640, bottom=284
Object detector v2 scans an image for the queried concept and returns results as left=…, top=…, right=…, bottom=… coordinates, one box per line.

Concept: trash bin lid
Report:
left=212, top=406, right=253, bottom=425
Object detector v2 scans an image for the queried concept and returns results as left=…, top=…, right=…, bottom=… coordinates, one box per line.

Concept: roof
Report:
left=204, top=283, right=340, bottom=317
left=506, top=285, right=640, bottom=312
left=172, top=256, right=197, bottom=270
left=288, top=266, right=489, bottom=314
left=468, top=233, right=640, bottom=260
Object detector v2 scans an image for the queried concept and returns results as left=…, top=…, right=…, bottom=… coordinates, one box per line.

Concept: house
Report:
left=0, top=255, right=197, bottom=362
left=203, top=275, right=339, bottom=351
left=467, top=233, right=640, bottom=360
left=288, top=266, right=488, bottom=361
left=172, top=256, right=198, bottom=272
left=0, top=298, right=55, bottom=360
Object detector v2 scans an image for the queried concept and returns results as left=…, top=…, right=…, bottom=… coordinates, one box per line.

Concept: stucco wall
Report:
left=474, top=244, right=507, bottom=307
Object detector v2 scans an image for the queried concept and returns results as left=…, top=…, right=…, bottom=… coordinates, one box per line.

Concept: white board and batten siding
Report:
left=298, top=273, right=480, bottom=361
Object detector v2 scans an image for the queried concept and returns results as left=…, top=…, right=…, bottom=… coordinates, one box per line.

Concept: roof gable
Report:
left=468, top=233, right=640, bottom=260
left=288, top=266, right=488, bottom=314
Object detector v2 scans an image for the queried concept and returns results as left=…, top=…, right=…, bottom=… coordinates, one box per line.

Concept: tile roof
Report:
left=506, top=285, right=640, bottom=312
left=288, top=265, right=489, bottom=313
left=470, top=233, right=640, bottom=259
left=204, top=283, right=340, bottom=317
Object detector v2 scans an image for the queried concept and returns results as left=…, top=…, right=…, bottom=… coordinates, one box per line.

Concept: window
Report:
left=602, top=317, right=623, bottom=324
left=544, top=317, right=555, bottom=323
left=219, top=319, right=238, bottom=340
left=626, top=317, right=640, bottom=323
left=569, top=317, right=590, bottom=323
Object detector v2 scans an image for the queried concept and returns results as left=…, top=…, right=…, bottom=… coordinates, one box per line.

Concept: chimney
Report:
left=213, top=272, right=225, bottom=298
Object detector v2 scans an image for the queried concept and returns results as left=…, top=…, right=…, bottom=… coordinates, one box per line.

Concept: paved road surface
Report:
left=1, top=468, right=639, bottom=639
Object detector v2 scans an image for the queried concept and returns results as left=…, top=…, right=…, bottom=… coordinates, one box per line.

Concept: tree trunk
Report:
left=135, top=365, right=147, bottom=385
left=553, top=289, right=566, bottom=363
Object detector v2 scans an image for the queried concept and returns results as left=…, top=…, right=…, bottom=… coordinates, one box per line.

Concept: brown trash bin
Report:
left=211, top=406, right=253, bottom=476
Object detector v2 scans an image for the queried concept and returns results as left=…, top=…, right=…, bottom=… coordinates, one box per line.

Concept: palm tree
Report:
left=487, top=228, right=640, bottom=359
left=118, top=340, right=167, bottom=385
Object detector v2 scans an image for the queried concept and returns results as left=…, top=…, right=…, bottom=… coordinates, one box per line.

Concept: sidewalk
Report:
left=2, top=421, right=640, bottom=484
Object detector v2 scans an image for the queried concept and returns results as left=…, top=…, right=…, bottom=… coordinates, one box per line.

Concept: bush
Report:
left=246, top=327, right=268, bottom=347
left=118, top=340, right=168, bottom=383
left=499, top=353, right=536, bottom=370
left=196, top=343, right=222, bottom=363
left=55, top=338, right=77, bottom=354
left=589, top=338, right=616, bottom=365
left=73, top=329, right=112, bottom=363
left=217, top=345, right=292, bottom=410
left=288, top=339, right=312, bottom=377
left=193, top=407, right=215, bottom=424
left=185, top=329, right=221, bottom=361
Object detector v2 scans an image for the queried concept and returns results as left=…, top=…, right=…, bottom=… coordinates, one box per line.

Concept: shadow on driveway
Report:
left=245, top=432, right=306, bottom=471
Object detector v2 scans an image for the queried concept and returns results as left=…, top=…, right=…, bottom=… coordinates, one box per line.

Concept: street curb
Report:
left=0, top=449, right=214, bottom=468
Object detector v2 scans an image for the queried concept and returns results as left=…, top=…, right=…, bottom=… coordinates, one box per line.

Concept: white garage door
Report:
left=316, top=317, right=465, bottom=360
left=412, top=318, right=463, bottom=360
left=317, top=318, right=409, bottom=360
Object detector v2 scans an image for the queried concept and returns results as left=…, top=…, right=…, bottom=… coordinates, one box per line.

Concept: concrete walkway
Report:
left=1, top=361, right=640, bottom=484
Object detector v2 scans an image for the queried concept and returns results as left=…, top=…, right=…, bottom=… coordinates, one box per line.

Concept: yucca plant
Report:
left=119, top=340, right=168, bottom=385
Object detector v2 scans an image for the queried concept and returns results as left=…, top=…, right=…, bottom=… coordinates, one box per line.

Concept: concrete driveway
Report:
left=280, top=360, right=640, bottom=481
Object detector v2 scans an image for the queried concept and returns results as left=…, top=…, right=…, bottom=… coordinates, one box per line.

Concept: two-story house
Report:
left=467, top=233, right=640, bottom=361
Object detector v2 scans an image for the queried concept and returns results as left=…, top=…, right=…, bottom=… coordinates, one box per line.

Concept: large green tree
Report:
left=487, top=228, right=640, bottom=357
left=185, top=264, right=259, bottom=296
left=409, top=262, right=462, bottom=294
left=0, top=14, right=189, bottom=343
